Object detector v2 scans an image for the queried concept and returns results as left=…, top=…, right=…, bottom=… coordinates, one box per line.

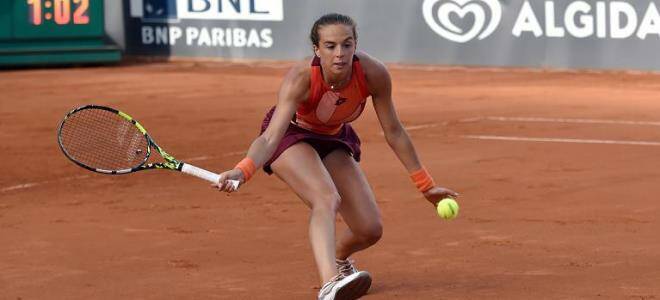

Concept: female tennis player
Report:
left=214, top=13, right=458, bottom=300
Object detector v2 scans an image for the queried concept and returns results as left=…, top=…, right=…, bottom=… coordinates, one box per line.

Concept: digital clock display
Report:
left=27, top=0, right=90, bottom=26
left=13, top=0, right=104, bottom=39
left=1, top=0, right=120, bottom=66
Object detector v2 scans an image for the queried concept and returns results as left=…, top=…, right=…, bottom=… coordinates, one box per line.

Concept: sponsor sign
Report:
left=122, top=0, right=660, bottom=71
left=125, top=0, right=282, bottom=56
left=129, top=0, right=283, bottom=21
left=423, top=0, right=660, bottom=42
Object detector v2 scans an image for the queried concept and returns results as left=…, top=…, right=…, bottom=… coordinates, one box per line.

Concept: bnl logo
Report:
left=143, top=0, right=177, bottom=20
left=130, top=0, right=284, bottom=22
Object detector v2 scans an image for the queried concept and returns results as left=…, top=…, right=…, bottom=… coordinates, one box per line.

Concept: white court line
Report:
left=381, top=123, right=442, bottom=136
left=1, top=183, right=39, bottom=193
left=462, top=135, right=660, bottom=146
left=0, top=175, right=90, bottom=193
left=481, top=116, right=660, bottom=127
left=405, top=124, right=441, bottom=131
left=185, top=156, right=211, bottom=162
left=1, top=151, right=247, bottom=193
left=405, top=117, right=660, bottom=131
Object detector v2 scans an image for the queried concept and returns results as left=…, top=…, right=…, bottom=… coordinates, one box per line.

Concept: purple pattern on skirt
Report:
left=260, top=106, right=361, bottom=174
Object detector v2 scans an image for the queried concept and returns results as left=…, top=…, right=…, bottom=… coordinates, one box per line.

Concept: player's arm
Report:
left=215, top=60, right=310, bottom=191
left=359, top=52, right=458, bottom=205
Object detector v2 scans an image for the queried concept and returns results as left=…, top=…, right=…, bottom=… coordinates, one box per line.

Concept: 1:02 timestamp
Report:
left=27, top=0, right=90, bottom=25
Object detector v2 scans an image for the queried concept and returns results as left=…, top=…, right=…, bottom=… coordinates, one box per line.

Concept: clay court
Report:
left=1, top=61, right=659, bottom=299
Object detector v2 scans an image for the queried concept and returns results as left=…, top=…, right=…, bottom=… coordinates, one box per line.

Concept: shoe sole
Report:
left=334, top=271, right=372, bottom=300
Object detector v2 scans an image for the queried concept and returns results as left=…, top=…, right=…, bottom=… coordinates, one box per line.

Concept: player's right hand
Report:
left=423, top=186, right=459, bottom=206
left=213, top=169, right=244, bottom=193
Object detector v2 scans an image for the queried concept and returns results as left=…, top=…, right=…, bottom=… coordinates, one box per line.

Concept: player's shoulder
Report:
left=355, top=51, right=391, bottom=94
left=356, top=51, right=389, bottom=76
left=283, top=57, right=313, bottom=85
left=292, top=56, right=314, bottom=71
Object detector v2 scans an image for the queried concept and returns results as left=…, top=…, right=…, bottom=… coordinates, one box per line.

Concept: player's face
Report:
left=314, top=24, right=356, bottom=76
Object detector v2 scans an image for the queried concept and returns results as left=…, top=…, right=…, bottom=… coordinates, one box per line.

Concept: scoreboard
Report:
left=0, top=0, right=120, bottom=66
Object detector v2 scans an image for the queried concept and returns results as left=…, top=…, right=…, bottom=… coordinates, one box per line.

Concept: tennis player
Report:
left=215, top=13, right=458, bottom=300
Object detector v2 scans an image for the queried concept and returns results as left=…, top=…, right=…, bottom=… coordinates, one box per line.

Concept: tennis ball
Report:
left=436, top=198, right=459, bottom=220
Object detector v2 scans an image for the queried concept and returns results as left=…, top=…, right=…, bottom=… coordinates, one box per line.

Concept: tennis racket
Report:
left=57, top=104, right=239, bottom=190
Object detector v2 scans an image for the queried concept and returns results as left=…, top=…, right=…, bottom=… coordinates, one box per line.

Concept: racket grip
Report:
left=181, top=163, right=240, bottom=190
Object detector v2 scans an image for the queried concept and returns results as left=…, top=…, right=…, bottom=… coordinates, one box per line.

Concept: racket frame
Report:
left=58, top=105, right=239, bottom=189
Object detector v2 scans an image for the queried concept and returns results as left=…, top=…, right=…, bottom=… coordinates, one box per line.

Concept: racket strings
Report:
left=59, top=108, right=149, bottom=171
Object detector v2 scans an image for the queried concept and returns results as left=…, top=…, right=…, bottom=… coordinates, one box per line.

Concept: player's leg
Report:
left=322, top=148, right=383, bottom=261
left=270, top=142, right=342, bottom=284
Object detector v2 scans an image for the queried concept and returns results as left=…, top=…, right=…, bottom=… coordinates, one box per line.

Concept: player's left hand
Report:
left=423, top=186, right=459, bottom=206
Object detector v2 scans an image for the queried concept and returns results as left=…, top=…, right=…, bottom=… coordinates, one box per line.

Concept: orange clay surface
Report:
left=1, top=61, right=660, bottom=299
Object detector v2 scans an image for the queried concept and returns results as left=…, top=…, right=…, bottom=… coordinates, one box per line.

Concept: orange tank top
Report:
left=294, top=55, right=371, bottom=135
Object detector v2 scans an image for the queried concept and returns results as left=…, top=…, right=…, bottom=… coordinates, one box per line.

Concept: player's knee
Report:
left=359, top=221, right=383, bottom=245
left=311, top=192, right=342, bottom=214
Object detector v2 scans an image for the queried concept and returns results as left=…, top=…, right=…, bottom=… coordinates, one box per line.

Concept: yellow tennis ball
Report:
left=436, top=198, right=459, bottom=220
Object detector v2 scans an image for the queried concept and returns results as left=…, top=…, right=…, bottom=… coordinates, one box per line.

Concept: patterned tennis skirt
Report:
left=260, top=106, right=362, bottom=174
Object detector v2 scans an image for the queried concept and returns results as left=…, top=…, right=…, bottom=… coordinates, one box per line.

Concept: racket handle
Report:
left=181, top=163, right=240, bottom=190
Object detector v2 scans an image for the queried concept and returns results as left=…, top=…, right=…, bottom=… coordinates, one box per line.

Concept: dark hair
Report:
left=310, top=13, right=357, bottom=47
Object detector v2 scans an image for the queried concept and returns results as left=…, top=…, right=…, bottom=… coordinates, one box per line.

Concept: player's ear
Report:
left=313, top=45, right=320, bottom=57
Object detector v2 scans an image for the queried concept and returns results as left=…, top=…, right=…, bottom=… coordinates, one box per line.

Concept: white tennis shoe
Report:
left=317, top=271, right=372, bottom=300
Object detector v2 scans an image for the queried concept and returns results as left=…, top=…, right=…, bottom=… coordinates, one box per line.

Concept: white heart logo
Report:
left=423, top=0, right=502, bottom=43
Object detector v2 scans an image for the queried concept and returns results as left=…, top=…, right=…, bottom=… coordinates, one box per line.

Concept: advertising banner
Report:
left=124, top=0, right=660, bottom=71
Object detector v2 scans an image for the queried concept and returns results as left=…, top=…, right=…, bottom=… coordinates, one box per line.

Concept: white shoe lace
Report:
left=336, top=258, right=358, bottom=276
